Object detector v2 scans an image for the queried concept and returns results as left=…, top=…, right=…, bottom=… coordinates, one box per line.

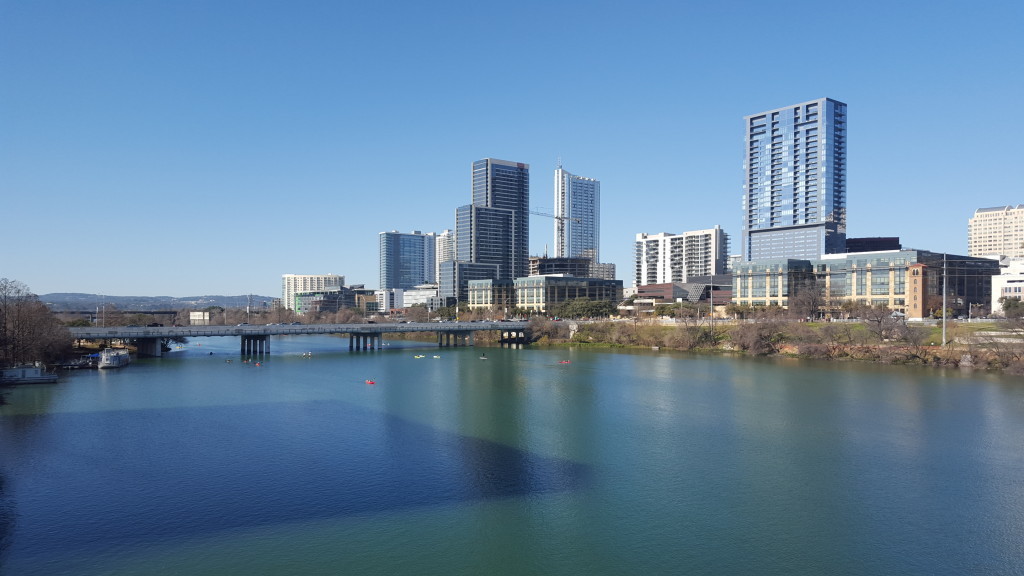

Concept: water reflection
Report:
left=0, top=399, right=588, bottom=556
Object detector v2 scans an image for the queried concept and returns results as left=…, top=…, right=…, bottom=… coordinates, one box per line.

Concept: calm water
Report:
left=2, top=336, right=1024, bottom=575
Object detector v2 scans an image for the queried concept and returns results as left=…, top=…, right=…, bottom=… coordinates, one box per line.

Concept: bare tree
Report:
left=788, top=279, right=825, bottom=321
left=728, top=316, right=785, bottom=355
left=0, top=278, right=72, bottom=366
left=332, top=307, right=365, bottom=324
left=403, top=305, right=429, bottom=323
left=820, top=323, right=856, bottom=358
left=861, top=304, right=899, bottom=342
left=895, top=323, right=934, bottom=359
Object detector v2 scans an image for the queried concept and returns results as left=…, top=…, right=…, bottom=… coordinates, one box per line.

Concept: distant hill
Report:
left=40, top=293, right=276, bottom=311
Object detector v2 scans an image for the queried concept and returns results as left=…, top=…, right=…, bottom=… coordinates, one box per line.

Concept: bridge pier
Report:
left=436, top=331, right=473, bottom=347
left=136, top=337, right=163, bottom=358
left=241, top=335, right=268, bottom=355
left=349, top=333, right=382, bottom=351
left=500, top=330, right=528, bottom=346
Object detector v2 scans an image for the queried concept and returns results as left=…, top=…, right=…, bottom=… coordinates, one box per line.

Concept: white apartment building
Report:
left=435, top=229, right=454, bottom=284
left=554, top=166, right=600, bottom=261
left=991, top=259, right=1024, bottom=316
left=404, top=283, right=444, bottom=311
left=968, top=205, right=1024, bottom=259
left=375, top=289, right=404, bottom=314
left=635, top=226, right=729, bottom=287
left=281, top=274, right=345, bottom=311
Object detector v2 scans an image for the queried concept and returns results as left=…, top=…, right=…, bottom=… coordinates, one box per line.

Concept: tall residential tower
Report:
left=554, top=166, right=600, bottom=262
left=434, top=229, right=455, bottom=283
left=741, top=98, right=847, bottom=261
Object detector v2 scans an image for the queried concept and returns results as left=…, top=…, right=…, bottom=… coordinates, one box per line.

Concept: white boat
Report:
left=98, top=348, right=131, bottom=369
left=1, top=364, right=59, bottom=385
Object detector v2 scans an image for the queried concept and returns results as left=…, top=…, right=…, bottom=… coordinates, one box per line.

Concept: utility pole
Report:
left=709, top=282, right=714, bottom=332
left=942, top=253, right=947, bottom=347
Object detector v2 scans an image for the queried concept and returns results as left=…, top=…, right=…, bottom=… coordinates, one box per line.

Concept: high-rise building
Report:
left=454, top=158, right=530, bottom=282
left=281, top=274, right=345, bottom=311
left=379, top=230, right=437, bottom=290
left=741, top=98, right=847, bottom=261
left=434, top=229, right=454, bottom=283
left=968, top=205, right=1024, bottom=259
left=634, top=227, right=729, bottom=287
left=554, top=166, right=600, bottom=262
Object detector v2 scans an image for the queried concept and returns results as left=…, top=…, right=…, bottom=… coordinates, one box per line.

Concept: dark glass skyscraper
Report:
left=741, top=98, right=847, bottom=261
left=455, top=158, right=530, bottom=281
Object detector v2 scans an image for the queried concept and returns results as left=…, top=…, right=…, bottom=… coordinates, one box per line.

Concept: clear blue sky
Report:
left=2, top=0, right=1022, bottom=298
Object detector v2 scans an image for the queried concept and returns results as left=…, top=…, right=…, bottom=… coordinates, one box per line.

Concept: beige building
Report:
left=968, top=205, right=1024, bottom=259
left=467, top=276, right=623, bottom=315
left=281, top=274, right=345, bottom=312
left=732, top=250, right=997, bottom=320
left=513, top=275, right=623, bottom=314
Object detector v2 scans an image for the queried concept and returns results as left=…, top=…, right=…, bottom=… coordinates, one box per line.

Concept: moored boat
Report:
left=98, top=348, right=131, bottom=369
left=1, top=364, right=59, bottom=385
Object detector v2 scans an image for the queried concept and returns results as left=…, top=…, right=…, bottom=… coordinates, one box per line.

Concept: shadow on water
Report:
left=1, top=400, right=590, bottom=555
left=0, top=472, right=15, bottom=566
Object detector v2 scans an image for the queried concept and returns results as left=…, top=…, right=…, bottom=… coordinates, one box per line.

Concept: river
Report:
left=2, top=335, right=1023, bottom=575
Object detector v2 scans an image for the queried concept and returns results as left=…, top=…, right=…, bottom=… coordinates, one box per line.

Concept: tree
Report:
left=332, top=307, right=364, bottom=324
left=549, top=298, right=616, bottom=320
left=725, top=303, right=754, bottom=320
left=434, top=306, right=458, bottom=321
left=528, top=316, right=568, bottom=342
left=0, top=278, right=72, bottom=366
left=654, top=304, right=674, bottom=318
left=404, top=304, right=429, bottom=323
left=728, top=317, right=785, bottom=355
left=1000, top=296, right=1024, bottom=319
left=820, top=322, right=856, bottom=358
left=788, top=279, right=825, bottom=320
left=861, top=304, right=900, bottom=342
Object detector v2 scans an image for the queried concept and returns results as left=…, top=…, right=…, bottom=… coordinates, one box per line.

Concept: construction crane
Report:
left=529, top=210, right=581, bottom=258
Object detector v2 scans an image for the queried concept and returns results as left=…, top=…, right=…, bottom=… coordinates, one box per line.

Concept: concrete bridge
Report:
left=68, top=321, right=531, bottom=357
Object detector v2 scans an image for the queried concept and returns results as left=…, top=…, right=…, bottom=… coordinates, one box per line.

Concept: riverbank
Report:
left=531, top=318, right=1024, bottom=374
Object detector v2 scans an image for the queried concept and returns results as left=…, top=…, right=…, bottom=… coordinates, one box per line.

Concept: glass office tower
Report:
left=554, top=166, right=600, bottom=262
left=741, top=98, right=847, bottom=261
left=379, top=231, right=437, bottom=290
left=455, top=158, right=530, bottom=281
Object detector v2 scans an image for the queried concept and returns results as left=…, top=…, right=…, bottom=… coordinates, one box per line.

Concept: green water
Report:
left=2, top=336, right=1023, bottom=575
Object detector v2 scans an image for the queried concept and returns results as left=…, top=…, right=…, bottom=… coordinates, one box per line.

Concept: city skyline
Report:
left=2, top=1, right=1021, bottom=297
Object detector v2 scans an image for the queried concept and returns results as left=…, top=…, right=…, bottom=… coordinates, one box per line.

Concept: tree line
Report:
left=0, top=278, right=71, bottom=367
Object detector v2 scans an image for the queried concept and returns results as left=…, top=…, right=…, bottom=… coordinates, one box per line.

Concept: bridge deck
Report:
left=69, top=321, right=530, bottom=340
